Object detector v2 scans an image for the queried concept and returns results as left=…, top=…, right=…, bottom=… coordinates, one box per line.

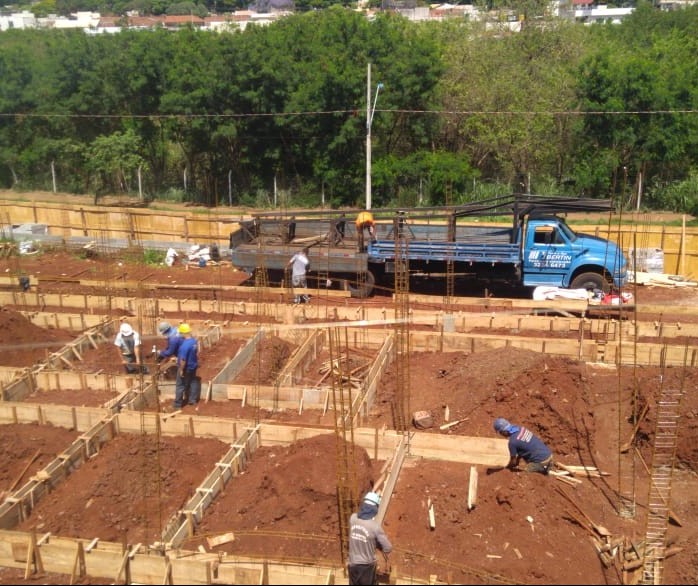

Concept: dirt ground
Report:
left=0, top=240, right=698, bottom=584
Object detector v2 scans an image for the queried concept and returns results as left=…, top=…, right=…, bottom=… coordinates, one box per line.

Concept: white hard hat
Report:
left=119, top=323, right=134, bottom=336
left=363, top=491, right=381, bottom=507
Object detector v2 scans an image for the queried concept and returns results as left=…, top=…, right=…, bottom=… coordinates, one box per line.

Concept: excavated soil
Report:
left=0, top=249, right=697, bottom=584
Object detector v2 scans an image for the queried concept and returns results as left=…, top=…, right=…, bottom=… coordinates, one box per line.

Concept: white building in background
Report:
left=2, top=2, right=697, bottom=34
left=39, top=11, right=101, bottom=29
left=0, top=10, right=37, bottom=30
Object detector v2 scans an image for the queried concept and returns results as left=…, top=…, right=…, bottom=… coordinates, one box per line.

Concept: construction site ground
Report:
left=0, top=243, right=697, bottom=585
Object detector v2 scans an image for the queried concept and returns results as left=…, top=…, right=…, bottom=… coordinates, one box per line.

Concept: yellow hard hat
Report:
left=178, top=323, right=191, bottom=334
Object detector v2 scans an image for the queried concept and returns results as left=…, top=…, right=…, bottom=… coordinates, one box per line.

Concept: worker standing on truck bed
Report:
left=355, top=211, right=376, bottom=252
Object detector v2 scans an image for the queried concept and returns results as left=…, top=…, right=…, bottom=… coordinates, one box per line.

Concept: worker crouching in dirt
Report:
left=494, top=417, right=554, bottom=475
left=348, top=491, right=392, bottom=585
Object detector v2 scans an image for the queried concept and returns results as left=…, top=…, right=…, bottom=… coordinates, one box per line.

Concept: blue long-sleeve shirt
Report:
left=508, top=426, right=552, bottom=464
left=177, top=337, right=198, bottom=372
left=157, top=328, right=182, bottom=362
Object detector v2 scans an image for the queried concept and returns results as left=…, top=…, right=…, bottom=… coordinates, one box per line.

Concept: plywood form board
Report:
left=0, top=402, right=110, bottom=432
left=0, top=418, right=116, bottom=530
left=409, top=433, right=510, bottom=467
left=276, top=329, right=325, bottom=387
left=163, top=426, right=261, bottom=548
left=212, top=329, right=263, bottom=383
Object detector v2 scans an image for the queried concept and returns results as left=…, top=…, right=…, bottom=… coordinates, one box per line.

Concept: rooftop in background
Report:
left=2, top=2, right=695, bottom=33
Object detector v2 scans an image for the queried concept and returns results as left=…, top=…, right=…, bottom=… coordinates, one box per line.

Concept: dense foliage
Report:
left=1, top=3, right=698, bottom=212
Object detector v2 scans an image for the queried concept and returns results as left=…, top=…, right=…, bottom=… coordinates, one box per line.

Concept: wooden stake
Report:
left=467, top=466, right=478, bottom=510
left=427, top=498, right=436, bottom=530
left=70, top=541, right=86, bottom=585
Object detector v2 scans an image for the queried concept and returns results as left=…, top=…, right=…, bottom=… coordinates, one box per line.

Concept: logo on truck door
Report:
left=527, top=250, right=572, bottom=269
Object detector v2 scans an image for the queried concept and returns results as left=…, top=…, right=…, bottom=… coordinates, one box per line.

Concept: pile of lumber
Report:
left=317, top=354, right=369, bottom=388
left=550, top=462, right=609, bottom=486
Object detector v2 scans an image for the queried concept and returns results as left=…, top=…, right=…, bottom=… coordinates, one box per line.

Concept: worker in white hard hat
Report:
left=113, top=321, right=148, bottom=375
left=348, top=491, right=392, bottom=585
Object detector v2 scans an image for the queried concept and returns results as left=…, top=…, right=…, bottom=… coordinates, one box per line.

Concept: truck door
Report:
left=522, top=222, right=574, bottom=287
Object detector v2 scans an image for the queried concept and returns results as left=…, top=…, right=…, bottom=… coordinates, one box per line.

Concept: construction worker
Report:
left=174, top=323, right=200, bottom=408
left=348, top=491, right=392, bottom=585
left=493, top=417, right=554, bottom=474
left=113, top=322, right=149, bottom=375
left=155, top=321, right=181, bottom=379
left=287, top=247, right=310, bottom=304
left=355, top=211, right=376, bottom=252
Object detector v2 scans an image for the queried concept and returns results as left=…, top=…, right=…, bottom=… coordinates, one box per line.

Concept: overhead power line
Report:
left=1, top=108, right=698, bottom=120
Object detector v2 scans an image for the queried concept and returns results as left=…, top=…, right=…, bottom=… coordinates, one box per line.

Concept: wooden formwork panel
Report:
left=212, top=330, right=262, bottom=384
left=163, top=427, right=262, bottom=549
left=0, top=417, right=115, bottom=530
left=22, top=311, right=107, bottom=331
left=0, top=402, right=110, bottom=431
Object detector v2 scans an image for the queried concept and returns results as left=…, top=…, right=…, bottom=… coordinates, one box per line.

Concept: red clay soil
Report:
left=1, top=251, right=698, bottom=584
left=13, top=433, right=231, bottom=545
left=0, top=423, right=80, bottom=501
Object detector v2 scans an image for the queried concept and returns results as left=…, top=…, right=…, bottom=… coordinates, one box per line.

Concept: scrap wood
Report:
left=622, top=546, right=683, bottom=571
left=10, top=448, right=41, bottom=492
left=550, top=471, right=582, bottom=486
left=349, top=362, right=370, bottom=376
left=620, top=402, right=650, bottom=453
left=207, top=532, right=235, bottom=548
left=162, top=410, right=182, bottom=420
left=439, top=418, right=466, bottom=431
left=563, top=508, right=597, bottom=539
left=555, top=463, right=608, bottom=478
left=555, top=485, right=611, bottom=537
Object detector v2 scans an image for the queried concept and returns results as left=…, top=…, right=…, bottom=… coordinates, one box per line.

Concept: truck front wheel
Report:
left=570, top=272, right=608, bottom=293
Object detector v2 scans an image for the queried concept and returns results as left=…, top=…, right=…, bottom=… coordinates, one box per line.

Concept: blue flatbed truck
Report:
left=229, top=194, right=628, bottom=298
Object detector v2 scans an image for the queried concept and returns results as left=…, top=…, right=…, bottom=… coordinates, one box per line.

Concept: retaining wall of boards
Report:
left=2, top=198, right=697, bottom=279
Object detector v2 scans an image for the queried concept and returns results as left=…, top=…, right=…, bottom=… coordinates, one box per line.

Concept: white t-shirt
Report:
left=290, top=252, right=309, bottom=278
left=114, top=331, right=142, bottom=353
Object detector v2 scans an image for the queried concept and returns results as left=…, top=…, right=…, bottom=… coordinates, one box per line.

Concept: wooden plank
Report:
left=206, top=533, right=235, bottom=548
left=467, top=466, right=478, bottom=511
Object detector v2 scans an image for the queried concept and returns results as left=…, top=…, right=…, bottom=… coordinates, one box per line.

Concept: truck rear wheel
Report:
left=570, top=272, right=608, bottom=293
left=348, top=270, right=375, bottom=298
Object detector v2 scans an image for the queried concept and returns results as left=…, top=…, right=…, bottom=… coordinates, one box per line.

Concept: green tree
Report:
left=84, top=129, right=147, bottom=197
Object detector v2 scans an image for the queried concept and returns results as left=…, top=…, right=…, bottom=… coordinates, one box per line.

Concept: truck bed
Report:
left=369, top=239, right=521, bottom=264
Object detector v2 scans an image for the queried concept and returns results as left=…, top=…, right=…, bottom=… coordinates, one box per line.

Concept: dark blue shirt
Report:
left=158, top=329, right=182, bottom=361
left=508, top=427, right=552, bottom=463
left=177, top=337, right=198, bottom=372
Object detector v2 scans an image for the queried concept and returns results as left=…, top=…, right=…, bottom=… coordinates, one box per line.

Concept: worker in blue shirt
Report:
left=493, top=417, right=554, bottom=474
left=156, top=321, right=182, bottom=363
left=174, top=323, right=200, bottom=408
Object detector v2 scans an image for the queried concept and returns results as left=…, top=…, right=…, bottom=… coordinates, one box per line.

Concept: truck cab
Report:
left=522, top=215, right=627, bottom=292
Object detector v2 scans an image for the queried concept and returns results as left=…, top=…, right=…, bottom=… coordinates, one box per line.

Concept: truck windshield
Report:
left=558, top=222, right=577, bottom=243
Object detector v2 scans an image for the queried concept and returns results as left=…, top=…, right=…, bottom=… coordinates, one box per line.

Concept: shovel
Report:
left=555, top=485, right=611, bottom=537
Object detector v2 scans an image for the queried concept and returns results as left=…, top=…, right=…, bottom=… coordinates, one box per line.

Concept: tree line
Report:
left=1, top=2, right=698, bottom=213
